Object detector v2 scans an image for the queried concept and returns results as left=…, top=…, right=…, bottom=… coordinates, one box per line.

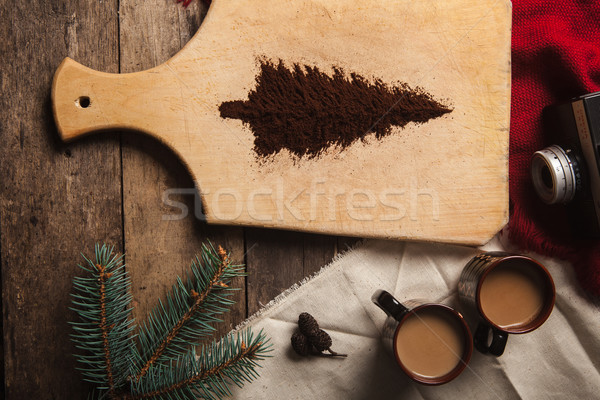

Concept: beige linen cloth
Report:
left=231, top=235, right=600, bottom=399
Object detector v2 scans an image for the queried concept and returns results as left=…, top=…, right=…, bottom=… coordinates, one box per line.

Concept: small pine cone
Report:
left=291, top=331, right=312, bottom=356
left=298, top=312, right=319, bottom=337
left=309, top=329, right=332, bottom=352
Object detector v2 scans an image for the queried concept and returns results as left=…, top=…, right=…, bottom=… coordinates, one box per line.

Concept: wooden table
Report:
left=0, top=2, right=356, bottom=397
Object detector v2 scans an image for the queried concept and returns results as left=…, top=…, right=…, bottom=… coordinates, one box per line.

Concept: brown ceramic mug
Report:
left=458, top=252, right=555, bottom=356
left=372, top=290, right=473, bottom=385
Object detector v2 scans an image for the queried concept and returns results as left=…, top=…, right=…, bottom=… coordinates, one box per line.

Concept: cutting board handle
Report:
left=52, top=57, right=171, bottom=142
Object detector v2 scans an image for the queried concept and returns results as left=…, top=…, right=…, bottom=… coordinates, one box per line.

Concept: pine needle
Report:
left=130, top=329, right=271, bottom=400
left=70, top=244, right=136, bottom=398
left=69, top=241, right=268, bottom=400
left=132, top=243, right=245, bottom=381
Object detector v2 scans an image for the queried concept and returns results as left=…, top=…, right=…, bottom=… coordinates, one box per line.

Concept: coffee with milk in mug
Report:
left=394, top=307, right=466, bottom=379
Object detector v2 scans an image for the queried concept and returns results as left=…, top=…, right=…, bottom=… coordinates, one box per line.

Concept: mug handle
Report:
left=474, top=322, right=508, bottom=356
left=372, top=290, right=409, bottom=322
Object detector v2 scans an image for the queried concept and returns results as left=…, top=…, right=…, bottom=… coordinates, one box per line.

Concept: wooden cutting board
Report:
left=52, top=0, right=511, bottom=245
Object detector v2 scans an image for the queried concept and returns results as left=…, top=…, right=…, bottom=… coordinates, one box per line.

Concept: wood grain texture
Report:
left=118, top=0, right=245, bottom=338
left=52, top=0, right=512, bottom=245
left=0, top=0, right=122, bottom=398
left=246, top=229, right=337, bottom=314
left=246, top=229, right=304, bottom=315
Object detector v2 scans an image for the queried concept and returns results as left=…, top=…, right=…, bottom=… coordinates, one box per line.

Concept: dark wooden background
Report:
left=0, top=1, right=356, bottom=398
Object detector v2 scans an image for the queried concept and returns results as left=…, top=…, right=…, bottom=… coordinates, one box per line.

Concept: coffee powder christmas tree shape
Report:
left=219, top=59, right=452, bottom=159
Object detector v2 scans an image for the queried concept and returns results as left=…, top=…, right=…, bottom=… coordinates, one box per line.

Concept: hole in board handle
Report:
left=76, top=96, right=91, bottom=109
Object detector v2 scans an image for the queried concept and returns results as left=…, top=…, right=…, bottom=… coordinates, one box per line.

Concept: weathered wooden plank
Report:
left=246, top=229, right=340, bottom=315
left=302, top=234, right=338, bottom=276
left=337, top=236, right=362, bottom=255
left=118, top=0, right=245, bottom=339
left=0, top=1, right=121, bottom=398
left=245, top=229, right=305, bottom=315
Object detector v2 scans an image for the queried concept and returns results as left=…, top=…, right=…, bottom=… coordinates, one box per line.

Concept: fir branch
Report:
left=70, top=244, right=136, bottom=399
left=99, top=262, right=115, bottom=389
left=133, top=243, right=244, bottom=382
left=131, top=329, right=271, bottom=400
left=70, top=241, right=269, bottom=400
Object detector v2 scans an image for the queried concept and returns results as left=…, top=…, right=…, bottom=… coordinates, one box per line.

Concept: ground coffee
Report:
left=219, top=59, right=452, bottom=159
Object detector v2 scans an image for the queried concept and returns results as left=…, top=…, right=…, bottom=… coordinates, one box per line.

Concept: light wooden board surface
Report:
left=52, top=0, right=512, bottom=245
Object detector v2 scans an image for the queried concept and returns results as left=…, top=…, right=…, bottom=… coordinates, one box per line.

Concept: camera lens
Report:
left=531, top=145, right=579, bottom=204
left=540, top=165, right=553, bottom=189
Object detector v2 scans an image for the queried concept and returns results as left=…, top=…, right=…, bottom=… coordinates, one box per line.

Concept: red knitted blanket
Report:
left=185, top=0, right=600, bottom=296
left=510, top=0, right=600, bottom=296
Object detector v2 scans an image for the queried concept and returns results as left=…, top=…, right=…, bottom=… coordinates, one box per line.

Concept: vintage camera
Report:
left=531, top=91, right=600, bottom=237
